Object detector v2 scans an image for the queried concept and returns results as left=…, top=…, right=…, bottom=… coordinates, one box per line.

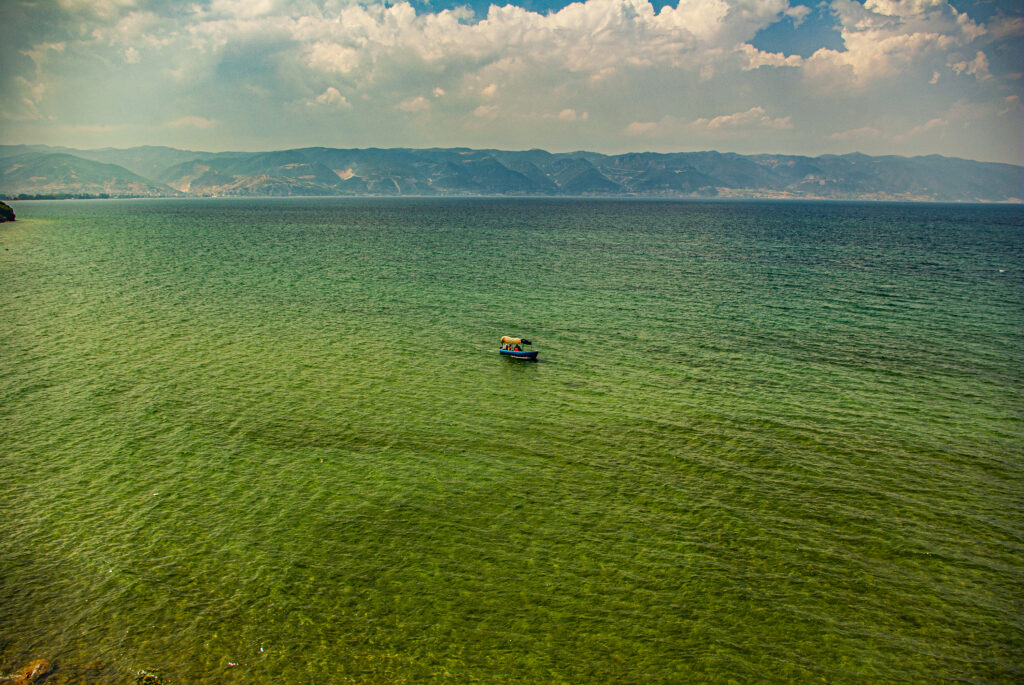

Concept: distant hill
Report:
left=66, top=145, right=218, bottom=180
left=1, top=145, right=1020, bottom=202
left=0, top=151, right=178, bottom=198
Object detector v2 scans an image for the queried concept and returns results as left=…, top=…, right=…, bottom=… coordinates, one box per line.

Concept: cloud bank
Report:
left=0, top=0, right=1020, bottom=163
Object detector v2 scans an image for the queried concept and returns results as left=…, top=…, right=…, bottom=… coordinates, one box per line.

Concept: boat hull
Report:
left=499, top=349, right=539, bottom=360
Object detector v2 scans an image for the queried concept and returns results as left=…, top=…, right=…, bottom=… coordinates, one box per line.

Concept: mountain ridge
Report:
left=1, top=145, right=1021, bottom=202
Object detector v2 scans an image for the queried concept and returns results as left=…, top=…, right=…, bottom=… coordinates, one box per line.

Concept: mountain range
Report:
left=1, top=144, right=1020, bottom=202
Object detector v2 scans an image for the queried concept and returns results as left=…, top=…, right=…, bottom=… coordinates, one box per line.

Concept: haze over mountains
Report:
left=1, top=145, right=1020, bottom=203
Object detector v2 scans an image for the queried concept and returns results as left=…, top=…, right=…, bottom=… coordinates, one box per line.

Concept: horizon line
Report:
left=2, top=142, right=1021, bottom=167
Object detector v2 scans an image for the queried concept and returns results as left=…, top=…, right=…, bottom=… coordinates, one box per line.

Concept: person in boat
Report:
left=514, top=345, right=521, bottom=351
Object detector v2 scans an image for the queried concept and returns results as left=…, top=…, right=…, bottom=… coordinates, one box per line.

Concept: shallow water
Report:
left=1, top=198, right=1022, bottom=682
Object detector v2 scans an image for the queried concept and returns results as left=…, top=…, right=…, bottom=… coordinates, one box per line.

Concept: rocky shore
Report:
left=0, top=660, right=50, bottom=684
left=0, top=201, right=14, bottom=222
left=0, top=658, right=166, bottom=684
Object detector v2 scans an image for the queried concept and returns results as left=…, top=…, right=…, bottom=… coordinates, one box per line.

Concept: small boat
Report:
left=499, top=335, right=538, bottom=360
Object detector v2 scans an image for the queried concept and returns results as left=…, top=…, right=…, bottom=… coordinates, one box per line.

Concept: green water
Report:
left=1, top=198, right=1022, bottom=683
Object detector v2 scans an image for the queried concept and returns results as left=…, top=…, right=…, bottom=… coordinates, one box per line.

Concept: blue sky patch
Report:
left=751, top=2, right=845, bottom=57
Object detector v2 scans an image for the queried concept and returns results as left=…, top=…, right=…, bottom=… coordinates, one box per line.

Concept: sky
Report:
left=1, top=0, right=1021, bottom=164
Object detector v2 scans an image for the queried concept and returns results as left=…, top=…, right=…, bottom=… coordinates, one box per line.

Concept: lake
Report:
left=1, top=198, right=1021, bottom=682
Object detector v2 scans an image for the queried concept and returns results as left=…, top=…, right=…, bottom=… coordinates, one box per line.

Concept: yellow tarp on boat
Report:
left=501, top=336, right=524, bottom=344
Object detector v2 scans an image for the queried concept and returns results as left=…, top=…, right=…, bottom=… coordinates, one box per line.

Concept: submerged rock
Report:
left=0, top=201, right=14, bottom=222
left=0, top=659, right=52, bottom=683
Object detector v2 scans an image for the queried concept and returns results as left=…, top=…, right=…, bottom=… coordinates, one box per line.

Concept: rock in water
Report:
left=0, top=201, right=14, bottom=222
left=0, top=659, right=52, bottom=683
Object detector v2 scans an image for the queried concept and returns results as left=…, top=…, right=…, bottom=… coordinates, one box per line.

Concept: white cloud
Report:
left=0, top=77, right=46, bottom=121
left=740, top=44, right=803, bottom=70
left=398, top=95, right=430, bottom=112
left=624, top=120, right=662, bottom=136
left=804, top=0, right=987, bottom=88
left=309, top=86, right=350, bottom=108
left=22, top=42, right=66, bottom=68
left=943, top=97, right=1004, bottom=125
left=894, top=117, right=947, bottom=141
left=286, top=0, right=797, bottom=87
left=210, top=0, right=280, bottom=20
left=996, top=95, right=1022, bottom=121
left=16, top=77, right=46, bottom=106
left=473, top=104, right=498, bottom=119
left=625, top=108, right=793, bottom=139
left=3, top=0, right=1020, bottom=163
left=988, top=15, right=1024, bottom=41
left=693, top=106, right=792, bottom=130
left=806, top=31, right=956, bottom=86
left=308, top=43, right=361, bottom=74
left=165, top=66, right=188, bottom=82
left=850, top=98, right=1020, bottom=149
left=558, top=108, right=589, bottom=122
left=4, top=76, right=49, bottom=120
left=166, top=116, right=217, bottom=129
left=57, top=0, right=135, bottom=19
left=104, top=11, right=163, bottom=45
left=950, top=50, right=991, bottom=80
left=785, top=4, right=811, bottom=27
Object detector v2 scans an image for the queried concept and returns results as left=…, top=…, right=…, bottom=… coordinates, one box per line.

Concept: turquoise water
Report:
left=1, top=198, right=1021, bottom=683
